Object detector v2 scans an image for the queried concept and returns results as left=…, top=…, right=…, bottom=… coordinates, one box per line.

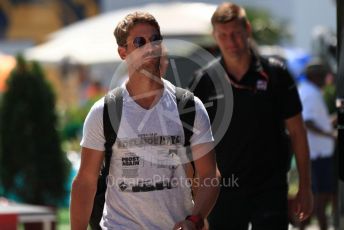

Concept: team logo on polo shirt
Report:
left=256, top=80, right=268, bottom=91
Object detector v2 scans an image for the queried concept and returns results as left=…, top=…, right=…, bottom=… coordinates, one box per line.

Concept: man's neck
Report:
left=222, top=50, right=252, bottom=82
left=126, top=69, right=164, bottom=110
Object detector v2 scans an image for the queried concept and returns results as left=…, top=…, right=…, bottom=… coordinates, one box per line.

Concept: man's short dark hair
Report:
left=211, top=2, right=248, bottom=28
left=305, top=60, right=329, bottom=79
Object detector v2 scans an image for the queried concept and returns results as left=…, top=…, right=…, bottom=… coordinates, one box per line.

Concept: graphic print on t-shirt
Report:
left=114, top=133, right=188, bottom=193
left=121, top=152, right=140, bottom=178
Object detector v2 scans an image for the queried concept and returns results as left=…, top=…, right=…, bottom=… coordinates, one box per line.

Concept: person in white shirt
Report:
left=298, top=61, right=336, bottom=230
left=70, top=11, right=220, bottom=230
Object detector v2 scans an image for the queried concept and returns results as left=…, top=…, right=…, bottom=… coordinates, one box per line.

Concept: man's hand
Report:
left=173, top=220, right=196, bottom=230
left=291, top=187, right=313, bottom=221
left=285, top=114, right=313, bottom=222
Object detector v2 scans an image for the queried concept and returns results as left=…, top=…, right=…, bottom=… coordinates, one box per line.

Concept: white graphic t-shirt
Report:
left=80, top=79, right=214, bottom=229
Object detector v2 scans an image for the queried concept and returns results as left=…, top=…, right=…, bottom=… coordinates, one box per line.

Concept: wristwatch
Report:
left=185, top=215, right=204, bottom=230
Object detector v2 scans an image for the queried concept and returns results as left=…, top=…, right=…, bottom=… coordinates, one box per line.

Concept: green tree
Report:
left=246, top=7, right=291, bottom=45
left=0, top=55, right=70, bottom=206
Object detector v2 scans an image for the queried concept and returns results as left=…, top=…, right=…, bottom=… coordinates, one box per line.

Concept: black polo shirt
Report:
left=190, top=54, right=302, bottom=193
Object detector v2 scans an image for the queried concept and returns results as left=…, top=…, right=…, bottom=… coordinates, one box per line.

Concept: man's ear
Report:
left=118, top=46, right=127, bottom=60
left=246, top=21, right=252, bottom=37
left=212, top=28, right=217, bottom=41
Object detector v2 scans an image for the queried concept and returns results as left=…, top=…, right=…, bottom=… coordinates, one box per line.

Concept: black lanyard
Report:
left=227, top=70, right=269, bottom=93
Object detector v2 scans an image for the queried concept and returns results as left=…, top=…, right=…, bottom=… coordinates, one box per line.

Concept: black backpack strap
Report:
left=90, top=87, right=123, bottom=230
left=102, top=87, right=123, bottom=176
left=175, top=87, right=196, bottom=169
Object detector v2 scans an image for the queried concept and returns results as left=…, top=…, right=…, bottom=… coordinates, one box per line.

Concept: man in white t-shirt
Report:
left=70, top=11, right=220, bottom=230
left=298, top=61, right=336, bottom=230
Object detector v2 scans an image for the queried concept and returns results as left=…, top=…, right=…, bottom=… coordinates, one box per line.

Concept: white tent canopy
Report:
left=25, top=2, right=217, bottom=65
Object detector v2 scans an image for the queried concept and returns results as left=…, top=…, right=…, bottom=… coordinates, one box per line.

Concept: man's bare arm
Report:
left=285, top=114, right=313, bottom=220
left=304, top=120, right=336, bottom=139
left=70, top=147, right=104, bottom=230
left=191, top=142, right=221, bottom=218
left=173, top=142, right=220, bottom=230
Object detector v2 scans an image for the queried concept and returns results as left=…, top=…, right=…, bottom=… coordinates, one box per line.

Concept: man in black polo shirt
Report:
left=189, top=2, right=313, bottom=230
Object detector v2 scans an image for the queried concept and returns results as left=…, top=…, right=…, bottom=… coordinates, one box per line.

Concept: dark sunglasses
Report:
left=128, top=34, right=162, bottom=48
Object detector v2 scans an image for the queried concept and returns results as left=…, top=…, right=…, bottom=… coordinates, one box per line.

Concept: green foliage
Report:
left=61, top=99, right=97, bottom=141
left=246, top=7, right=291, bottom=45
left=57, top=207, right=71, bottom=230
left=323, top=83, right=336, bottom=114
left=0, top=55, right=70, bottom=206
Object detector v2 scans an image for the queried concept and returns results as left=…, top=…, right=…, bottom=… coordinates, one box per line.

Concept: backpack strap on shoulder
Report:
left=102, top=87, right=123, bottom=176
left=90, top=87, right=124, bottom=230
left=175, top=87, right=196, bottom=163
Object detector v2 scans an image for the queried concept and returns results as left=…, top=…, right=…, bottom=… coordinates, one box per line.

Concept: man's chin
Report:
left=225, top=47, right=239, bottom=53
left=137, top=63, right=161, bottom=78
left=142, top=58, right=160, bottom=67
left=143, top=56, right=160, bottom=63
left=225, top=47, right=247, bottom=56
